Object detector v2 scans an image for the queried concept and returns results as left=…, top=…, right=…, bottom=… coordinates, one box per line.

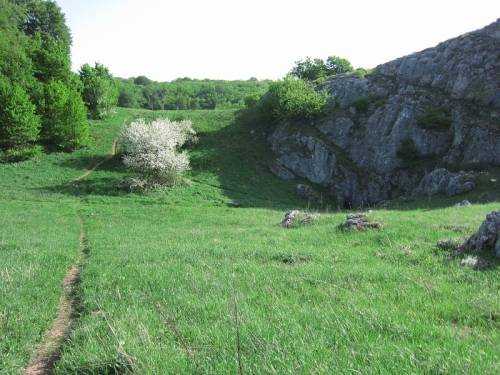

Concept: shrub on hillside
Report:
left=0, top=78, right=41, bottom=153
left=260, top=77, right=328, bottom=122
left=120, top=118, right=196, bottom=189
left=417, top=109, right=452, bottom=131
left=42, top=80, right=89, bottom=150
left=352, top=95, right=386, bottom=113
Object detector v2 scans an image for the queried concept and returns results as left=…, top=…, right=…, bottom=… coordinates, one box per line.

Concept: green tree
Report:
left=0, top=0, right=90, bottom=159
left=290, top=57, right=328, bottom=82
left=290, top=56, right=354, bottom=81
left=0, top=77, right=40, bottom=150
left=79, top=63, right=118, bottom=119
left=133, top=75, right=153, bottom=86
left=326, top=55, right=354, bottom=75
left=42, top=79, right=89, bottom=150
left=117, top=81, right=144, bottom=108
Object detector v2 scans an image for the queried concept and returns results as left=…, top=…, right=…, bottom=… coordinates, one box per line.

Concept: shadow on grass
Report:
left=45, top=176, right=130, bottom=197
left=43, top=157, right=131, bottom=197
left=57, top=154, right=127, bottom=174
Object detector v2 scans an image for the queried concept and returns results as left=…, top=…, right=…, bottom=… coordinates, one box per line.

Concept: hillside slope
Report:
left=270, top=19, right=500, bottom=208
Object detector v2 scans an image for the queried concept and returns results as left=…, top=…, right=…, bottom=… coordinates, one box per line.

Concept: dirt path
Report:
left=72, top=138, right=118, bottom=182
left=24, top=219, right=88, bottom=375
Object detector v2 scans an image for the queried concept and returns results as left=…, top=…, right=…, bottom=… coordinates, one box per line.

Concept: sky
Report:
left=58, top=0, right=499, bottom=81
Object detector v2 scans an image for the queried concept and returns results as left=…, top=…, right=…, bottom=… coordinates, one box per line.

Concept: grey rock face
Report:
left=270, top=20, right=500, bottom=206
left=270, top=163, right=295, bottom=181
left=463, top=211, right=500, bottom=258
left=415, top=168, right=475, bottom=196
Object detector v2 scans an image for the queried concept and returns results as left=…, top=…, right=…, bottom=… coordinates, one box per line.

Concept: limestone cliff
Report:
left=270, top=20, right=500, bottom=207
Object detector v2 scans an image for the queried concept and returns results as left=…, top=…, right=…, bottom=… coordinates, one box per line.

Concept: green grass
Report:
left=0, top=201, right=80, bottom=371
left=0, top=107, right=499, bottom=374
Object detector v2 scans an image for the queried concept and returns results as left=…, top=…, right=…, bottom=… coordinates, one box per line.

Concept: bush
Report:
left=42, top=80, right=89, bottom=150
left=0, top=145, right=43, bottom=163
left=120, top=118, right=196, bottom=189
left=417, top=109, right=452, bottom=131
left=353, top=68, right=368, bottom=79
left=263, top=77, right=328, bottom=122
left=0, top=78, right=40, bottom=150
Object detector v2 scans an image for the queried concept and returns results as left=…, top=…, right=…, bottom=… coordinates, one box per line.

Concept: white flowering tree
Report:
left=120, top=118, right=196, bottom=189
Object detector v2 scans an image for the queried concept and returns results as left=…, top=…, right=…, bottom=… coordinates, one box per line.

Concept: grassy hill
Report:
left=0, top=108, right=499, bottom=374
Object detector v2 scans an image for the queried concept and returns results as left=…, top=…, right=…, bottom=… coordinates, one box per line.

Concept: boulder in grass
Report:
left=454, top=200, right=471, bottom=207
left=462, top=210, right=500, bottom=258
left=339, top=213, right=383, bottom=231
left=282, top=210, right=320, bottom=228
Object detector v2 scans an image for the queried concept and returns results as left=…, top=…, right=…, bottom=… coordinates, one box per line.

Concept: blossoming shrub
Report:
left=120, top=118, right=196, bottom=189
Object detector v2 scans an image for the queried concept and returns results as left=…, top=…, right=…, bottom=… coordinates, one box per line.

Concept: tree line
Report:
left=0, top=0, right=117, bottom=161
left=116, top=77, right=270, bottom=111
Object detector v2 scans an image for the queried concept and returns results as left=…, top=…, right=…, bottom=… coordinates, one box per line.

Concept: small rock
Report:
left=282, top=210, right=300, bottom=228
left=455, top=200, right=471, bottom=207
left=436, top=239, right=462, bottom=251
left=282, top=210, right=320, bottom=228
left=339, top=213, right=383, bottom=231
left=460, top=256, right=489, bottom=269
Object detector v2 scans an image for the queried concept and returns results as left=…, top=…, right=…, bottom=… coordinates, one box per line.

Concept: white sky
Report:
left=58, top=0, right=499, bottom=81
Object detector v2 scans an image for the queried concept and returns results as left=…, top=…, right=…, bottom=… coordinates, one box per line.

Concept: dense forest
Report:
left=0, top=0, right=89, bottom=159
left=116, top=76, right=271, bottom=110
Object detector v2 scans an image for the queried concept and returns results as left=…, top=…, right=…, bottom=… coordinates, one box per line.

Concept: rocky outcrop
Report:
left=463, top=211, right=500, bottom=258
left=270, top=20, right=500, bottom=207
left=414, top=169, right=475, bottom=196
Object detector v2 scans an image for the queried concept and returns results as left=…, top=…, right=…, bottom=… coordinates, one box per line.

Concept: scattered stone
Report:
left=461, top=256, right=489, bottom=270
left=272, top=254, right=310, bottom=265
left=462, top=210, right=500, bottom=258
left=439, top=224, right=470, bottom=233
left=436, top=239, right=461, bottom=251
left=455, top=200, right=471, bottom=207
left=339, top=213, right=383, bottom=231
left=282, top=210, right=320, bottom=228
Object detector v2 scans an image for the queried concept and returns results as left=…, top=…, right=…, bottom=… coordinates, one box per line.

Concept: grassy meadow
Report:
left=0, top=108, right=499, bottom=374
